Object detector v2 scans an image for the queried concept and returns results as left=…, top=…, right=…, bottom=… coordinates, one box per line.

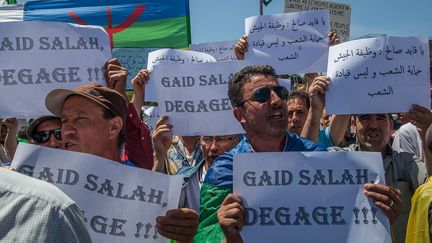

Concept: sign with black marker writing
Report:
left=326, top=36, right=430, bottom=114
left=284, top=0, right=351, bottom=42
left=233, top=151, right=391, bottom=243
left=245, top=10, right=330, bottom=74
left=150, top=61, right=248, bottom=136
left=0, top=21, right=111, bottom=117
left=11, top=143, right=183, bottom=243
left=190, top=40, right=238, bottom=62
left=145, top=48, right=216, bottom=102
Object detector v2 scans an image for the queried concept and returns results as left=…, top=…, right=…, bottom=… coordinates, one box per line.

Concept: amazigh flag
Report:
left=23, top=0, right=191, bottom=48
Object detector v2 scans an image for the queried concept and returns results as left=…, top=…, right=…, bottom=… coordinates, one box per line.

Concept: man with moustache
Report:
left=329, top=110, right=430, bottom=242
left=45, top=83, right=199, bottom=243
left=194, top=65, right=325, bottom=243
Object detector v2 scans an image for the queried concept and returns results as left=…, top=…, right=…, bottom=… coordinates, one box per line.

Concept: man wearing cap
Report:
left=27, top=116, right=62, bottom=149
left=45, top=83, right=198, bottom=243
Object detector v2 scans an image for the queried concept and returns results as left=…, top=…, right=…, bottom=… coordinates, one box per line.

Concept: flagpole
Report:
left=259, top=0, right=263, bottom=15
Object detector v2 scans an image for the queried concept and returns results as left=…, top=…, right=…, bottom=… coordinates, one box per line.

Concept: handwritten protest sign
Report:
left=189, top=40, right=238, bottom=62
left=11, top=143, right=183, bottom=243
left=326, top=36, right=430, bottom=115
left=112, top=48, right=158, bottom=90
left=145, top=49, right=216, bottom=102
left=0, top=4, right=23, bottom=22
left=244, top=10, right=330, bottom=74
left=0, top=21, right=111, bottom=118
left=150, top=61, right=248, bottom=136
left=284, top=0, right=351, bottom=42
left=233, top=151, right=391, bottom=243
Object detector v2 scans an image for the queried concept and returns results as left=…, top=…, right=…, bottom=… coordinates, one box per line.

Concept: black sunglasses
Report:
left=238, top=86, right=289, bottom=106
left=33, top=129, right=62, bottom=144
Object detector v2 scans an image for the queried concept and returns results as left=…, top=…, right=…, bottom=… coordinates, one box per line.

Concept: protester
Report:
left=405, top=123, right=432, bottom=242
left=0, top=118, right=18, bottom=162
left=0, top=166, right=91, bottom=242
left=177, top=134, right=241, bottom=212
left=286, top=90, right=309, bottom=135
left=328, top=107, right=432, bottom=239
left=300, top=77, right=353, bottom=148
left=45, top=82, right=198, bottom=242
left=105, top=60, right=154, bottom=170
left=152, top=117, right=203, bottom=175
left=27, top=115, right=62, bottom=149
left=392, top=107, right=432, bottom=161
left=194, top=65, right=325, bottom=242
left=234, top=32, right=347, bottom=149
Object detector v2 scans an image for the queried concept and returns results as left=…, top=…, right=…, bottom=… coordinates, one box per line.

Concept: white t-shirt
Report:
left=392, top=122, right=423, bottom=160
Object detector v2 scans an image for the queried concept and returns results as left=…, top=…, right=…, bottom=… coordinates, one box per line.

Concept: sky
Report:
left=189, top=0, right=432, bottom=44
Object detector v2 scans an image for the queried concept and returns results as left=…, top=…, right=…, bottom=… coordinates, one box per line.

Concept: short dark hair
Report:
left=228, top=65, right=277, bottom=107
left=288, top=90, right=310, bottom=110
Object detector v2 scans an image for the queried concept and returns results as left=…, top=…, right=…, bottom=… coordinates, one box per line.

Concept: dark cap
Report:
left=27, top=115, right=60, bottom=139
left=45, top=83, right=128, bottom=121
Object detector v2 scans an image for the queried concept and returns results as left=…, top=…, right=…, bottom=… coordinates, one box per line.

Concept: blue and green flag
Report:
left=24, top=0, right=191, bottom=48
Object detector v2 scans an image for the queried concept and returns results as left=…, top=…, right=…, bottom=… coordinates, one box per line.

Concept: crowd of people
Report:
left=0, top=29, right=431, bottom=243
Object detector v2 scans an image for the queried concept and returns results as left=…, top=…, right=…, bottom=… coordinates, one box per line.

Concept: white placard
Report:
left=112, top=48, right=158, bottom=90
left=189, top=40, right=237, bottom=62
left=234, top=151, right=391, bottom=243
left=11, top=143, right=183, bottom=243
left=326, top=36, right=430, bottom=115
left=145, top=49, right=216, bottom=102
left=0, top=21, right=111, bottom=118
left=245, top=10, right=330, bottom=75
left=150, top=61, right=249, bottom=136
left=284, top=0, right=351, bottom=42
left=0, top=4, right=23, bottom=22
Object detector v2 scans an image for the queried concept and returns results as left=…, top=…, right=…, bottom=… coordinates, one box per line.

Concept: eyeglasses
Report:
left=201, top=136, right=236, bottom=145
left=238, top=86, right=289, bottom=106
left=33, top=129, right=62, bottom=144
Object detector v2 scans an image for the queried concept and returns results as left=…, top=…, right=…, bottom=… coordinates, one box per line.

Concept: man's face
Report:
left=200, top=135, right=239, bottom=164
left=34, top=119, right=62, bottom=148
left=235, top=75, right=288, bottom=138
left=61, top=96, right=112, bottom=157
left=287, top=98, right=308, bottom=135
left=355, top=114, right=392, bottom=152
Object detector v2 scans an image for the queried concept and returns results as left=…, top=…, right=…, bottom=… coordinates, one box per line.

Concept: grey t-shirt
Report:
left=0, top=167, right=91, bottom=243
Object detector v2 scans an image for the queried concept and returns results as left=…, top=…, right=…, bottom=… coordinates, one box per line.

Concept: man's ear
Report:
left=233, top=107, right=246, bottom=124
left=109, top=116, right=123, bottom=139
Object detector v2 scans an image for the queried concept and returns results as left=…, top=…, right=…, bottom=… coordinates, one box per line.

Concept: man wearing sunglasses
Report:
left=194, top=65, right=325, bottom=242
left=27, top=116, right=62, bottom=149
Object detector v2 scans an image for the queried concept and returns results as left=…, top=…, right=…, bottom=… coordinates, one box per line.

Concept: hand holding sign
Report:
left=407, top=104, right=432, bottom=134
left=105, top=58, right=128, bottom=100
left=156, top=208, right=199, bottom=243
left=218, top=194, right=246, bottom=243
left=364, top=183, right=402, bottom=225
left=308, top=75, right=330, bottom=111
left=234, top=35, right=248, bottom=60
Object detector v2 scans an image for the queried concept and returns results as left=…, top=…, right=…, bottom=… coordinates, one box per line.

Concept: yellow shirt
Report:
left=406, top=176, right=432, bottom=243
